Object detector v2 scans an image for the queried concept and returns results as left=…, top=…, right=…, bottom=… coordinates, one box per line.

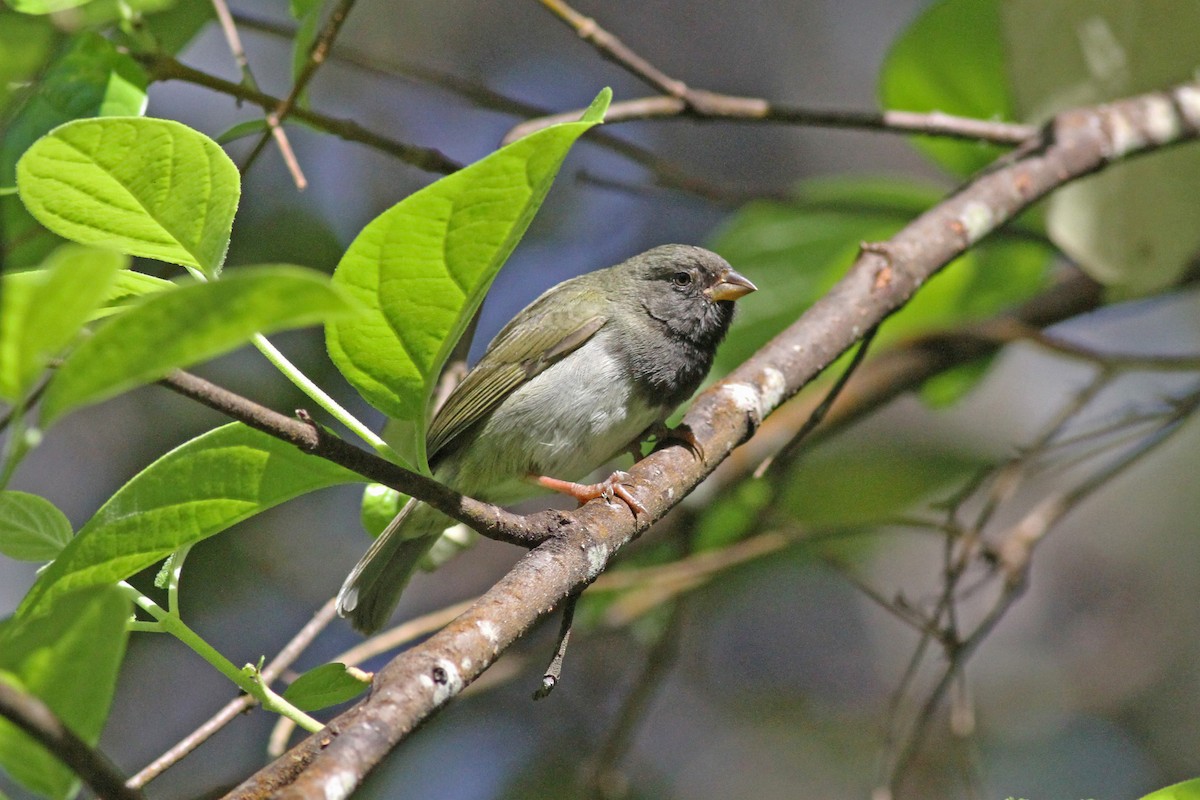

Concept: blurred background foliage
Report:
left=3, top=0, right=1200, bottom=798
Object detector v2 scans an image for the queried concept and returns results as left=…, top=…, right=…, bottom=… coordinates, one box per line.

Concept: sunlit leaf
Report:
left=17, top=423, right=364, bottom=618
left=39, top=265, right=353, bottom=425
left=16, top=117, right=240, bottom=275
left=326, top=88, right=611, bottom=471
left=1003, top=0, right=1200, bottom=296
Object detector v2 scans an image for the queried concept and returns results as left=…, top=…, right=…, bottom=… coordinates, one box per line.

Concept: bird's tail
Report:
left=336, top=499, right=450, bottom=634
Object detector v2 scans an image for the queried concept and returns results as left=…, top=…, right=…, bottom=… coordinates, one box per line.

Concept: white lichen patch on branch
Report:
left=585, top=543, right=609, bottom=580
left=958, top=201, right=995, bottom=245
left=417, top=659, right=463, bottom=706
left=320, top=769, right=357, bottom=800
left=1174, top=84, right=1200, bottom=123
left=721, top=381, right=765, bottom=425
left=475, top=619, right=500, bottom=648
left=758, top=367, right=787, bottom=415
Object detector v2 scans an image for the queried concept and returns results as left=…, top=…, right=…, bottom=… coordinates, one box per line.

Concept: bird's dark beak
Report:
left=706, top=269, right=757, bottom=302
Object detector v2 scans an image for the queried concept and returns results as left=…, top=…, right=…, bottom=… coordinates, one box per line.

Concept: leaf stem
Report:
left=250, top=334, right=391, bottom=455
left=117, top=582, right=323, bottom=732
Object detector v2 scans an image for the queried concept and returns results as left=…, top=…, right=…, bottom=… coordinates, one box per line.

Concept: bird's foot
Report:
left=632, top=421, right=705, bottom=462
left=536, top=471, right=646, bottom=516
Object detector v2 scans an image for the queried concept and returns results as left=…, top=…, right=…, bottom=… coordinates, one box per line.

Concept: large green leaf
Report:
left=17, top=423, right=364, bottom=618
left=39, top=266, right=353, bottom=425
left=15, top=117, right=240, bottom=276
left=1002, top=0, right=1200, bottom=296
left=0, top=490, right=72, bottom=561
left=709, top=176, right=1053, bottom=379
left=6, top=0, right=93, bottom=12
left=0, top=585, right=130, bottom=800
left=1, top=32, right=147, bottom=191
left=879, top=0, right=1014, bottom=176
left=0, top=244, right=125, bottom=402
left=326, top=88, right=610, bottom=471
left=1140, top=778, right=1200, bottom=800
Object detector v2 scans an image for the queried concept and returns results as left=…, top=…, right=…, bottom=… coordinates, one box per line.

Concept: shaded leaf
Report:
left=326, top=88, right=611, bottom=471
left=16, top=117, right=240, bottom=275
left=709, top=176, right=1053, bottom=402
left=0, top=491, right=71, bottom=561
left=1, top=32, right=147, bottom=190
left=0, top=244, right=125, bottom=402
left=17, top=423, right=364, bottom=618
left=879, top=0, right=1013, bottom=176
left=1003, top=0, right=1200, bottom=296
left=282, top=662, right=370, bottom=711
left=0, top=585, right=129, bottom=800
left=0, top=12, right=57, bottom=118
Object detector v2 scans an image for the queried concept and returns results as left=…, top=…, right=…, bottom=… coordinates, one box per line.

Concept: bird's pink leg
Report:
left=535, top=471, right=646, bottom=516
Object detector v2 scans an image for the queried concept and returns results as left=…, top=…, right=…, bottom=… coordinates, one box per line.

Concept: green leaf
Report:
left=17, top=423, right=364, bottom=618
left=709, top=176, right=1053, bottom=398
left=1, top=32, right=148, bottom=191
left=5, top=0, right=92, bottom=13
left=0, top=194, right=62, bottom=270
left=16, top=117, right=240, bottom=275
left=776, top=443, right=982, bottom=529
left=0, top=585, right=130, bottom=800
left=1140, top=778, right=1200, bottom=800
left=290, top=0, right=323, bottom=104
left=39, top=265, right=354, bottom=426
left=0, top=12, right=56, bottom=117
left=1002, top=0, right=1200, bottom=296
left=360, top=482, right=404, bottom=538
left=282, top=662, right=370, bottom=711
left=0, top=491, right=72, bottom=561
left=879, top=0, right=1014, bottom=176
left=96, top=269, right=176, bottom=317
left=0, top=244, right=125, bottom=402
left=326, top=88, right=611, bottom=471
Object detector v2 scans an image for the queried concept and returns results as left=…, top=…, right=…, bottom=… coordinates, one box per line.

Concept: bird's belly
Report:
left=446, top=338, right=665, bottom=503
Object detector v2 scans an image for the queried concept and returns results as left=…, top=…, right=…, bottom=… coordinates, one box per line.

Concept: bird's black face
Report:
left=634, top=246, right=756, bottom=348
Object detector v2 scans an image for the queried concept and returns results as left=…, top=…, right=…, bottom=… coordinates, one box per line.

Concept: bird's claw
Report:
left=535, top=471, right=646, bottom=517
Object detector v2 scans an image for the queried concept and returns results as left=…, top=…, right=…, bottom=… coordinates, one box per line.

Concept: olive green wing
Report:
left=426, top=282, right=608, bottom=460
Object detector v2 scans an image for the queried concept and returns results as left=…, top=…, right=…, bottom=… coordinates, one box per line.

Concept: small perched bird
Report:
left=337, top=244, right=756, bottom=633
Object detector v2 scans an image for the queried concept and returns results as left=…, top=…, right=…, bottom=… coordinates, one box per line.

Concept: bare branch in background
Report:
left=209, top=0, right=307, bottom=189
left=241, top=0, right=359, bottom=174
left=517, top=0, right=1037, bottom=145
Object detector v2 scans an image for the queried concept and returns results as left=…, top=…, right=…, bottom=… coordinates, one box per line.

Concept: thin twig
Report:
left=156, top=368, right=555, bottom=547
left=134, top=52, right=462, bottom=175
left=268, top=598, right=474, bottom=756
left=522, top=0, right=1036, bottom=145
left=209, top=0, right=307, bottom=189
left=126, top=599, right=340, bottom=789
left=532, top=592, right=581, bottom=699
left=242, top=0, right=358, bottom=173
left=757, top=324, right=879, bottom=476
left=0, top=682, right=146, bottom=800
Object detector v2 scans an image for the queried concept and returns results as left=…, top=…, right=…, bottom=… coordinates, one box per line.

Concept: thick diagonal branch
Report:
left=221, top=81, right=1200, bottom=800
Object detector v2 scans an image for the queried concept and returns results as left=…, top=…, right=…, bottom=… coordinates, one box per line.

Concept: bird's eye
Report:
left=671, top=271, right=691, bottom=287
